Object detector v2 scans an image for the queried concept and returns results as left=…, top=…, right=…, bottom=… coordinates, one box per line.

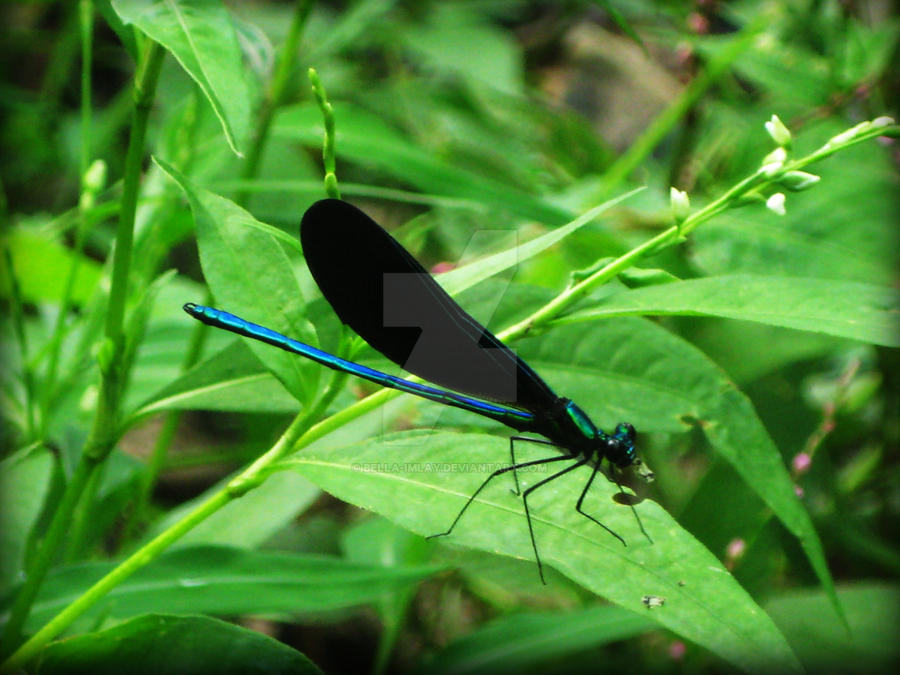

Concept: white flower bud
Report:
left=765, top=114, right=791, bottom=146
left=766, top=192, right=786, bottom=216
left=669, top=187, right=690, bottom=223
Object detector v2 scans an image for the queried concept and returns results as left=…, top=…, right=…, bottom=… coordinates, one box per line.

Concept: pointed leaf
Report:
left=567, top=275, right=900, bottom=347
left=112, top=0, right=250, bottom=154
left=36, top=614, right=321, bottom=675
left=288, top=431, right=801, bottom=674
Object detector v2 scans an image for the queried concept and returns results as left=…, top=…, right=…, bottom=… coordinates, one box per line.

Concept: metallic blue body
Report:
left=185, top=304, right=534, bottom=428
left=184, top=303, right=637, bottom=468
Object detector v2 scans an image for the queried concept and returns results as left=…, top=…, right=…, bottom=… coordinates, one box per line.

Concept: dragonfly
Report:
left=185, top=198, right=653, bottom=582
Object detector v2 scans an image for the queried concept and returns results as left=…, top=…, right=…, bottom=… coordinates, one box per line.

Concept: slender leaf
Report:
left=566, top=274, right=900, bottom=347
left=1, top=546, right=442, bottom=633
left=418, top=605, right=654, bottom=675
left=36, top=614, right=322, bottom=675
left=274, top=103, right=573, bottom=225
left=439, top=188, right=643, bottom=296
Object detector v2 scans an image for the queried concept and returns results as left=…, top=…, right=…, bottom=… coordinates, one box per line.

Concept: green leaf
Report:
left=421, top=605, right=654, bottom=675
left=515, top=317, right=838, bottom=625
left=399, top=5, right=524, bottom=95
left=35, top=614, right=322, bottom=675
left=112, top=0, right=250, bottom=155
left=839, top=18, right=900, bottom=85
left=1, top=226, right=102, bottom=305
left=722, top=38, right=832, bottom=106
left=157, top=158, right=317, bottom=402
left=132, top=340, right=299, bottom=420
left=566, top=275, right=900, bottom=347
left=274, top=103, right=573, bottom=225
left=287, top=431, right=801, bottom=674
left=765, top=583, right=900, bottom=673
left=5, top=546, right=441, bottom=632
left=145, top=471, right=320, bottom=551
left=0, top=447, right=55, bottom=593
left=438, top=189, right=643, bottom=297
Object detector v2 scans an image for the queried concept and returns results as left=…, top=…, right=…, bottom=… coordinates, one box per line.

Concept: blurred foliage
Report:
left=1, top=1, right=898, bottom=674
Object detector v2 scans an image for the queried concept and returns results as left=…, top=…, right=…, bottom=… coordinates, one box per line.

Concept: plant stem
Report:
left=236, top=0, right=313, bottom=206
left=595, top=14, right=767, bottom=198
left=42, top=0, right=97, bottom=436
left=0, top=413, right=310, bottom=672
left=0, top=38, right=164, bottom=659
left=125, top=0, right=315, bottom=538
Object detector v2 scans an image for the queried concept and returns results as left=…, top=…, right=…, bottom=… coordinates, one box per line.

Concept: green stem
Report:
left=0, top=409, right=309, bottom=671
left=125, top=1, right=316, bottom=539
left=1, top=488, right=233, bottom=673
left=78, top=0, right=93, bottom=182
left=236, top=0, right=313, bottom=206
left=0, top=39, right=164, bottom=658
left=595, top=15, right=767, bottom=198
left=103, top=41, right=163, bottom=345
left=42, top=0, right=96, bottom=436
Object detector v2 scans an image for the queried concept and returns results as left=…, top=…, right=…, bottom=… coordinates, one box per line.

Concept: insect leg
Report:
left=508, top=436, right=555, bottom=496
left=520, top=458, right=588, bottom=584
left=575, top=462, right=626, bottom=546
left=428, top=454, right=570, bottom=545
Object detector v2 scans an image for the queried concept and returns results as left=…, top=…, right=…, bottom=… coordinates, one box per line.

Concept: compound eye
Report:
left=604, top=437, right=633, bottom=467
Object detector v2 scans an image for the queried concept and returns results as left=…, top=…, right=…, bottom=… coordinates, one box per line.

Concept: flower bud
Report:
left=761, top=147, right=787, bottom=176
left=84, top=159, right=107, bottom=193
left=766, top=192, right=786, bottom=215
left=669, top=187, right=690, bottom=223
left=765, top=114, right=791, bottom=146
left=779, top=170, right=820, bottom=191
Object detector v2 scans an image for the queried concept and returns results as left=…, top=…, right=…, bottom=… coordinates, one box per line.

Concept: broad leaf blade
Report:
left=513, top=317, right=840, bottom=623
left=113, top=0, right=250, bottom=154
left=158, top=158, right=317, bottom=402
left=288, top=431, right=801, bottom=674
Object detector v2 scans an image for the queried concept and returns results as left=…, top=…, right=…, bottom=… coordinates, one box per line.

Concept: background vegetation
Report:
left=1, top=1, right=898, bottom=673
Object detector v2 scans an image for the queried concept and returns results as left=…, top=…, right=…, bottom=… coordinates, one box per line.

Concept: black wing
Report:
left=300, top=199, right=557, bottom=408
